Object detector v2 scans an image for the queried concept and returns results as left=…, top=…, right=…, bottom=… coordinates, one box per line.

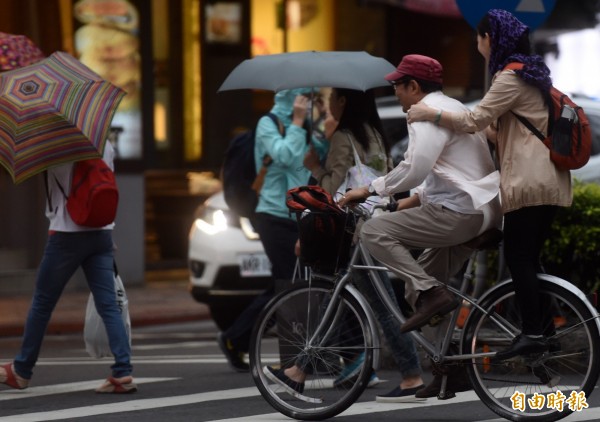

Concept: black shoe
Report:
left=415, top=369, right=472, bottom=399
left=263, top=366, right=304, bottom=395
left=376, top=384, right=426, bottom=403
left=217, top=332, right=249, bottom=372
left=493, top=334, right=549, bottom=361
left=400, top=286, right=459, bottom=333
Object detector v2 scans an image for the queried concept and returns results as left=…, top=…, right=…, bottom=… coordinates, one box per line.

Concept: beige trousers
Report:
left=360, top=203, right=483, bottom=307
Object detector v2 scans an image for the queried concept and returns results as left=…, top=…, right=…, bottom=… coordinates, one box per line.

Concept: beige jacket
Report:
left=312, top=125, right=391, bottom=196
left=451, top=69, right=572, bottom=213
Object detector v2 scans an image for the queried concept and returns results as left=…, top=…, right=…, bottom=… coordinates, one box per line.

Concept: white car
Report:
left=188, top=96, right=600, bottom=330
left=188, top=191, right=271, bottom=330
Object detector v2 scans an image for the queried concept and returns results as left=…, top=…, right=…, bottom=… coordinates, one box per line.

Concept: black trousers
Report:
left=503, top=205, right=558, bottom=336
left=224, top=212, right=298, bottom=352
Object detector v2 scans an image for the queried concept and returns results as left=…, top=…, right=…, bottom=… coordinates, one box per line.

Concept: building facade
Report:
left=7, top=0, right=587, bottom=291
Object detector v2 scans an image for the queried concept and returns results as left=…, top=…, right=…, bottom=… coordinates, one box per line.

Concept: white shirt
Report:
left=45, top=143, right=116, bottom=232
left=372, top=91, right=500, bottom=216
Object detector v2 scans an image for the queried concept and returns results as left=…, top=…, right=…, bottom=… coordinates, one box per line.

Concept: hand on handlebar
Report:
left=338, top=186, right=370, bottom=208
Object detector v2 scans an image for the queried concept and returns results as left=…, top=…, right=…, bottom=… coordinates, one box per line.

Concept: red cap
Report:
left=385, top=54, right=443, bottom=84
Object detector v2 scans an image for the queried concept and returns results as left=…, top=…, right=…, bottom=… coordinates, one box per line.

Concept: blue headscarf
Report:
left=487, top=9, right=552, bottom=91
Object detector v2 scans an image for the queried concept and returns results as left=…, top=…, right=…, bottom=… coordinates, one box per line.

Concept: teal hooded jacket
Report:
left=254, top=88, right=328, bottom=219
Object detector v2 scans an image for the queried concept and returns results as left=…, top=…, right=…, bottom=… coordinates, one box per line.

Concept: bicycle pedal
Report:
left=437, top=390, right=456, bottom=400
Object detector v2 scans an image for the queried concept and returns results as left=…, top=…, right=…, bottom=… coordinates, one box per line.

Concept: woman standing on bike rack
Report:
left=408, top=9, right=572, bottom=360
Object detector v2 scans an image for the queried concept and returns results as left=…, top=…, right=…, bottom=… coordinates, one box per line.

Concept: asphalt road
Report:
left=1, top=320, right=599, bottom=421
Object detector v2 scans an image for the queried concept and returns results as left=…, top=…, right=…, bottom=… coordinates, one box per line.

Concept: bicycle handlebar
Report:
left=341, top=197, right=397, bottom=219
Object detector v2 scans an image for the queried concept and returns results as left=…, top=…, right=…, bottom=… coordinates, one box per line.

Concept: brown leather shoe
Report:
left=400, top=286, right=459, bottom=333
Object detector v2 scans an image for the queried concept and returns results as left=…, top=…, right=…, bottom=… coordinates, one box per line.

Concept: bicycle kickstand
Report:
left=437, top=375, right=456, bottom=400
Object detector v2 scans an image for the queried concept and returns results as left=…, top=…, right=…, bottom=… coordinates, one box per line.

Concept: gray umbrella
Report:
left=218, top=51, right=396, bottom=92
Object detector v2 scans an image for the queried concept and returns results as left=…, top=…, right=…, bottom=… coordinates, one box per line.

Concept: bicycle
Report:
left=249, top=200, right=600, bottom=421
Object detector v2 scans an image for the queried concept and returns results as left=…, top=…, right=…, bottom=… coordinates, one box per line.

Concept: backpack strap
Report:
left=510, top=111, right=545, bottom=141
left=266, top=112, right=285, bottom=137
left=251, top=113, right=285, bottom=194
left=43, top=171, right=54, bottom=213
left=43, top=170, right=69, bottom=213
left=503, top=62, right=547, bottom=142
left=262, top=112, right=284, bottom=167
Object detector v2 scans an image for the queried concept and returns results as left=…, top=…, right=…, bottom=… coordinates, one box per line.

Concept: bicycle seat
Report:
left=462, top=228, right=503, bottom=250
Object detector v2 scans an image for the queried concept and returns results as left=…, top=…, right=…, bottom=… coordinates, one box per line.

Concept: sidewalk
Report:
left=0, top=280, right=210, bottom=337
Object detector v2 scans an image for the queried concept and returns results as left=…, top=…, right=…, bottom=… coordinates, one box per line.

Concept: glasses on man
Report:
left=390, top=80, right=399, bottom=89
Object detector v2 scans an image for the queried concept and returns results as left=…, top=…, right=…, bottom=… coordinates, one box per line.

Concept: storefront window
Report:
left=73, top=0, right=143, bottom=160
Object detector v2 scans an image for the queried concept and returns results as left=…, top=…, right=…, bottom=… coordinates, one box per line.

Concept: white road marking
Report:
left=0, top=377, right=177, bottom=401
left=23, top=355, right=269, bottom=366
left=0, top=386, right=259, bottom=422
left=32, top=358, right=245, bottom=365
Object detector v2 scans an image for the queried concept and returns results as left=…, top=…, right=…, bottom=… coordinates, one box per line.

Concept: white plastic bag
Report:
left=335, top=134, right=387, bottom=211
left=84, top=272, right=131, bottom=358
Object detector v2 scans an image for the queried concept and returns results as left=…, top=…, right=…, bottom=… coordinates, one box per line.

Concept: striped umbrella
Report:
left=0, top=51, right=125, bottom=183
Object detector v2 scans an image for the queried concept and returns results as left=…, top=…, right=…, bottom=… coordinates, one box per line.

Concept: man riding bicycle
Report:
left=339, top=54, right=502, bottom=397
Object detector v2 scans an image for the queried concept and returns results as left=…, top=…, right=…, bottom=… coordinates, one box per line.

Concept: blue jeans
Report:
left=14, top=230, right=132, bottom=379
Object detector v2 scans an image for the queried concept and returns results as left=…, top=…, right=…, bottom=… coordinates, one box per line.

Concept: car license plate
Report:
left=238, top=253, right=271, bottom=277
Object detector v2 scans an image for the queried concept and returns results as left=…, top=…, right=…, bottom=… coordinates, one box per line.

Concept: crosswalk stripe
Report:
left=31, top=357, right=245, bottom=365
left=0, top=386, right=259, bottom=422
left=0, top=378, right=178, bottom=402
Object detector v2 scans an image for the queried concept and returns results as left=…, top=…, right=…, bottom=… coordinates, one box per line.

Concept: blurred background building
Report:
left=0, top=0, right=598, bottom=292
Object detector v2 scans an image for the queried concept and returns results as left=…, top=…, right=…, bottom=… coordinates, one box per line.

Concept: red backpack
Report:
left=286, top=186, right=353, bottom=274
left=66, top=159, right=119, bottom=227
left=286, top=185, right=343, bottom=215
left=504, top=63, right=592, bottom=170
left=46, top=159, right=119, bottom=227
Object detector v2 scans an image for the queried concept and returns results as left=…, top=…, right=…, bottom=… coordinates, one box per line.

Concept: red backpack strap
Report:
left=503, top=62, right=524, bottom=71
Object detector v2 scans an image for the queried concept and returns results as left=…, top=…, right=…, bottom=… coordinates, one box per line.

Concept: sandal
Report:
left=95, top=376, right=138, bottom=394
left=0, top=362, right=29, bottom=390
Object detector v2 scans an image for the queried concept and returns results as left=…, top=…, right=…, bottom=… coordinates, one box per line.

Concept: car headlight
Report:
left=193, top=204, right=261, bottom=240
left=194, top=207, right=231, bottom=235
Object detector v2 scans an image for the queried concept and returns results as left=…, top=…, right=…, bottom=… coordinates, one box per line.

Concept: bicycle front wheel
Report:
left=462, top=278, right=600, bottom=421
left=249, top=280, right=374, bottom=421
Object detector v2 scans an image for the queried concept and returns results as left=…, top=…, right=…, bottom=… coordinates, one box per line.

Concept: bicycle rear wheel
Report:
left=249, top=280, right=374, bottom=421
left=462, top=278, right=600, bottom=421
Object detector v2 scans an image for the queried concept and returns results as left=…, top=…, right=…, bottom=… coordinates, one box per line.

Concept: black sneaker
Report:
left=376, top=384, right=426, bottom=403
left=263, top=366, right=304, bottom=395
left=217, top=332, right=249, bottom=372
left=493, top=334, right=549, bottom=361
